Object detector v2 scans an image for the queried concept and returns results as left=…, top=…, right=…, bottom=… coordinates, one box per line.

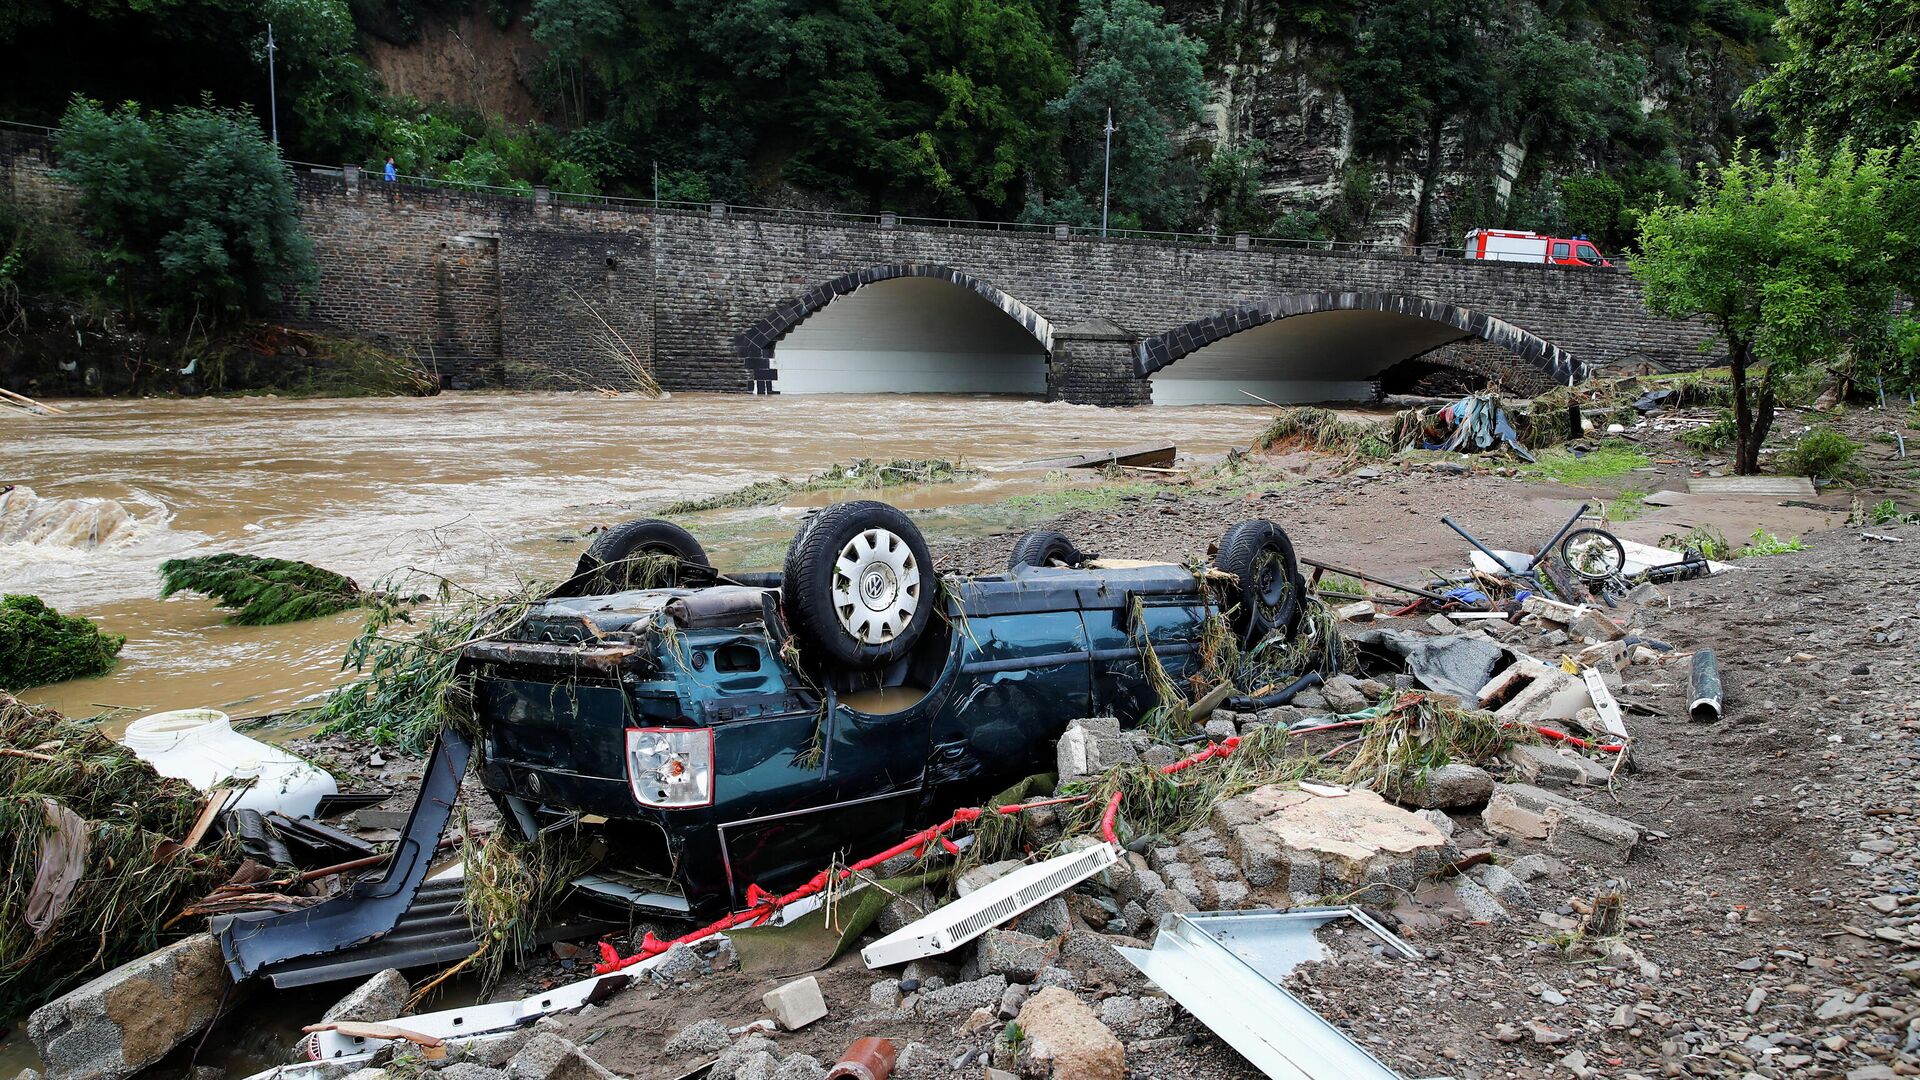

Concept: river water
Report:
left=3, top=392, right=1271, bottom=719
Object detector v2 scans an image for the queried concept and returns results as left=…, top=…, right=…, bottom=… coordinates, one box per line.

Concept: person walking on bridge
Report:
left=384, top=157, right=397, bottom=183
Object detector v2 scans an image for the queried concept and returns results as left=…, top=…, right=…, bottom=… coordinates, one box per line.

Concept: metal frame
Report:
left=1116, top=907, right=1415, bottom=1080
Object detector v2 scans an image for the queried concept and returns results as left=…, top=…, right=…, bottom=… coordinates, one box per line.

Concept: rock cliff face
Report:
left=1168, top=0, right=1772, bottom=249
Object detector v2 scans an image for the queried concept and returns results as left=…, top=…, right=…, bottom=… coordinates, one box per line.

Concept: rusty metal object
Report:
left=826, top=1036, right=897, bottom=1080
left=461, top=639, right=635, bottom=676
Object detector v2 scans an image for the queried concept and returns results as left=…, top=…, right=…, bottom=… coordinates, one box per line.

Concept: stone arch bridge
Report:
left=286, top=167, right=1712, bottom=405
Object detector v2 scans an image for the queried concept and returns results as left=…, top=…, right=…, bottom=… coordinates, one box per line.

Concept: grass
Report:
left=1677, top=410, right=1737, bottom=453
left=1737, top=528, right=1806, bottom=557
left=1519, top=441, right=1652, bottom=484
left=1252, top=407, right=1392, bottom=458
left=1319, top=574, right=1366, bottom=597
left=159, top=553, right=368, bottom=626
left=0, top=594, right=124, bottom=690
left=1604, top=489, right=1649, bottom=521
left=660, top=458, right=980, bottom=515
left=1855, top=498, right=1920, bottom=526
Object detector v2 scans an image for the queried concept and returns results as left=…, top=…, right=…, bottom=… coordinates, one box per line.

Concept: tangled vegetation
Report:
left=0, top=594, right=124, bottom=690
left=458, top=824, right=598, bottom=990
left=1252, top=408, right=1391, bottom=459
left=315, top=576, right=542, bottom=751
left=659, top=458, right=980, bottom=515
left=160, top=554, right=369, bottom=626
left=0, top=692, right=230, bottom=1015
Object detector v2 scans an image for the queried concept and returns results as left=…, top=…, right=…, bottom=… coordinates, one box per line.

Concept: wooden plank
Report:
left=1018, top=441, right=1176, bottom=470
left=1685, top=475, right=1816, bottom=496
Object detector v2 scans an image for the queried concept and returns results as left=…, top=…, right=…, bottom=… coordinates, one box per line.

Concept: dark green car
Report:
left=463, top=500, right=1305, bottom=918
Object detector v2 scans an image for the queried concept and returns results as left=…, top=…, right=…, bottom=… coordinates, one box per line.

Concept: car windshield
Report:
left=1577, top=244, right=1599, bottom=260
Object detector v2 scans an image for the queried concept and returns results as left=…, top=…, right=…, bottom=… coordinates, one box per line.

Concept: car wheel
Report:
left=1214, top=519, right=1305, bottom=643
left=1008, top=529, right=1084, bottom=570
left=567, top=519, right=709, bottom=594
left=783, top=500, right=934, bottom=670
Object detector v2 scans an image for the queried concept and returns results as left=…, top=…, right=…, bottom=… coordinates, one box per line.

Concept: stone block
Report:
left=1479, top=658, right=1592, bottom=724
left=916, top=975, right=1007, bottom=1019
left=976, top=930, right=1049, bottom=982
left=321, top=969, right=409, bottom=1025
left=763, top=975, right=828, bottom=1031
left=665, top=1018, right=732, bottom=1057
left=29, top=933, right=235, bottom=1080
left=1013, top=987, right=1125, bottom=1080
left=1503, top=744, right=1611, bottom=787
left=1484, top=783, right=1641, bottom=864
left=1469, top=863, right=1535, bottom=909
left=506, top=1034, right=618, bottom=1080
left=1385, top=763, right=1494, bottom=808
left=1212, top=785, right=1450, bottom=904
left=1321, top=674, right=1370, bottom=714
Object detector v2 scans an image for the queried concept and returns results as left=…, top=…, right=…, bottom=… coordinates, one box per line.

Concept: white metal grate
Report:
left=861, top=841, right=1121, bottom=968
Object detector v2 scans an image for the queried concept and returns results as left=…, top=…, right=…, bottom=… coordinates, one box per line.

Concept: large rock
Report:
left=1211, top=785, right=1451, bottom=904
left=1384, top=762, right=1494, bottom=808
left=1484, top=783, right=1641, bottom=864
left=1013, top=987, right=1125, bottom=1080
left=29, top=933, right=235, bottom=1080
left=321, top=969, right=410, bottom=1024
left=506, top=1033, right=619, bottom=1080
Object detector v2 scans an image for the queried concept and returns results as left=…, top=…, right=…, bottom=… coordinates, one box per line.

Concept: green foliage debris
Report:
left=1737, top=529, right=1807, bottom=557
left=1781, top=428, right=1865, bottom=482
left=660, top=458, right=980, bottom=515
left=1252, top=408, right=1391, bottom=459
left=1678, top=410, right=1738, bottom=452
left=160, top=554, right=366, bottom=626
left=0, top=595, right=123, bottom=690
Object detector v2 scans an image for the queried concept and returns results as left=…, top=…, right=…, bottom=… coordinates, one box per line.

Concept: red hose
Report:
left=1532, top=724, right=1626, bottom=754
left=1099, top=791, right=1123, bottom=844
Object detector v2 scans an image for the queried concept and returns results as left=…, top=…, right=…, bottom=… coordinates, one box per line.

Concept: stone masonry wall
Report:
left=0, top=137, right=1714, bottom=401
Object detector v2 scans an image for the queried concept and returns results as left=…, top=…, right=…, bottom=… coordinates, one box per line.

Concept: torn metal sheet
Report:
left=215, top=727, right=472, bottom=982
left=861, top=842, right=1120, bottom=968
left=1117, top=907, right=1414, bottom=1079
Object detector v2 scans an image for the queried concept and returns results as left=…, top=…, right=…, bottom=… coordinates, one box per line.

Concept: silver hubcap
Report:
left=831, top=527, right=921, bottom=644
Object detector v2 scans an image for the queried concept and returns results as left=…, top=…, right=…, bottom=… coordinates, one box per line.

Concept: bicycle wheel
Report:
left=1559, top=527, right=1627, bottom=582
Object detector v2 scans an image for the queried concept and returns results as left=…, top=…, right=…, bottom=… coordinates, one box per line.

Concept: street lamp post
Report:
left=265, top=22, right=279, bottom=147
left=1100, top=106, right=1114, bottom=238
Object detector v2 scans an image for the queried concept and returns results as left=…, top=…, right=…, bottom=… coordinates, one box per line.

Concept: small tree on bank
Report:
left=53, top=97, right=317, bottom=334
left=1633, top=143, right=1913, bottom=475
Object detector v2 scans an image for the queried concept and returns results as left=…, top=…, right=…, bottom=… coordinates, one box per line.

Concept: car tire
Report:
left=1214, top=519, right=1305, bottom=643
left=568, top=519, right=709, bottom=594
left=1008, top=529, right=1084, bottom=570
left=783, top=500, right=934, bottom=670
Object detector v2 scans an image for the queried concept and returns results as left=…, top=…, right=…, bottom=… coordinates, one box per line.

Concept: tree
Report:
left=1745, top=0, right=1920, bottom=150
left=1633, top=143, right=1914, bottom=474
left=53, top=97, right=317, bottom=329
left=1027, top=0, right=1209, bottom=231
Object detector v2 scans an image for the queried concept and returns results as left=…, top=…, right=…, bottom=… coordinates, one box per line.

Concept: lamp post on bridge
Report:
left=1100, top=106, right=1114, bottom=238
left=265, top=22, right=279, bottom=147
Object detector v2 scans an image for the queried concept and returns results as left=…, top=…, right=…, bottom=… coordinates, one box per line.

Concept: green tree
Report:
left=1027, top=0, right=1209, bottom=231
left=1633, top=142, right=1914, bottom=474
left=53, top=97, right=317, bottom=329
left=1745, top=0, right=1920, bottom=150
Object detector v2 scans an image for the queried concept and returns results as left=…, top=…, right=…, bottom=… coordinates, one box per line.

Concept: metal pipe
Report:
left=1527, top=503, right=1592, bottom=571
left=1688, top=649, right=1723, bottom=723
left=1440, top=515, right=1514, bottom=573
left=1225, top=670, right=1323, bottom=712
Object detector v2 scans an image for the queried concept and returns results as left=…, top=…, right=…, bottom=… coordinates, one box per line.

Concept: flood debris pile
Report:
left=657, top=457, right=980, bottom=515
left=0, top=593, right=125, bottom=689
left=0, top=692, right=227, bottom=1016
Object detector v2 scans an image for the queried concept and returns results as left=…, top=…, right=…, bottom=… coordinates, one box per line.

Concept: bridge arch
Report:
left=737, top=263, right=1054, bottom=394
left=1136, top=292, right=1588, bottom=405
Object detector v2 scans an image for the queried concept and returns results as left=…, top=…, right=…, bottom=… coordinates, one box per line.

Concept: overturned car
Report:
left=461, top=500, right=1308, bottom=918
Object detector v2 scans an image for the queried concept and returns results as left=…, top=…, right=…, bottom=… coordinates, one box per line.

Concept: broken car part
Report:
left=861, top=842, right=1122, bottom=968
left=1689, top=649, right=1723, bottom=723
left=1117, top=907, right=1416, bottom=1079
left=215, top=727, right=472, bottom=982
left=1226, top=671, right=1324, bottom=712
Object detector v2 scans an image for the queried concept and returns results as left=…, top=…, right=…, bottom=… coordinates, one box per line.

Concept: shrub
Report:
left=1678, top=410, right=1738, bottom=452
left=0, top=595, right=124, bottom=690
left=1782, top=428, right=1865, bottom=481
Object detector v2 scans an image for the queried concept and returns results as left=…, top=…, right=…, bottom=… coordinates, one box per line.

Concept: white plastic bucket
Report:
left=121, top=708, right=338, bottom=819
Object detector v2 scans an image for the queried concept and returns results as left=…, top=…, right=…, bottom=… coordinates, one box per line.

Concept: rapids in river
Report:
left=3, top=391, right=1269, bottom=718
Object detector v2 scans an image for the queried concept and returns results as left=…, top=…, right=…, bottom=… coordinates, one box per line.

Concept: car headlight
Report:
left=625, top=727, right=714, bottom=808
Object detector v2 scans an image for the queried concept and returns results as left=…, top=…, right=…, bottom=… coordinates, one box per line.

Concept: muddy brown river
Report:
left=4, top=392, right=1273, bottom=719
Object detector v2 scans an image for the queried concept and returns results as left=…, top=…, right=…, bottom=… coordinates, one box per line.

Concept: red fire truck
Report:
left=1463, top=229, right=1610, bottom=267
